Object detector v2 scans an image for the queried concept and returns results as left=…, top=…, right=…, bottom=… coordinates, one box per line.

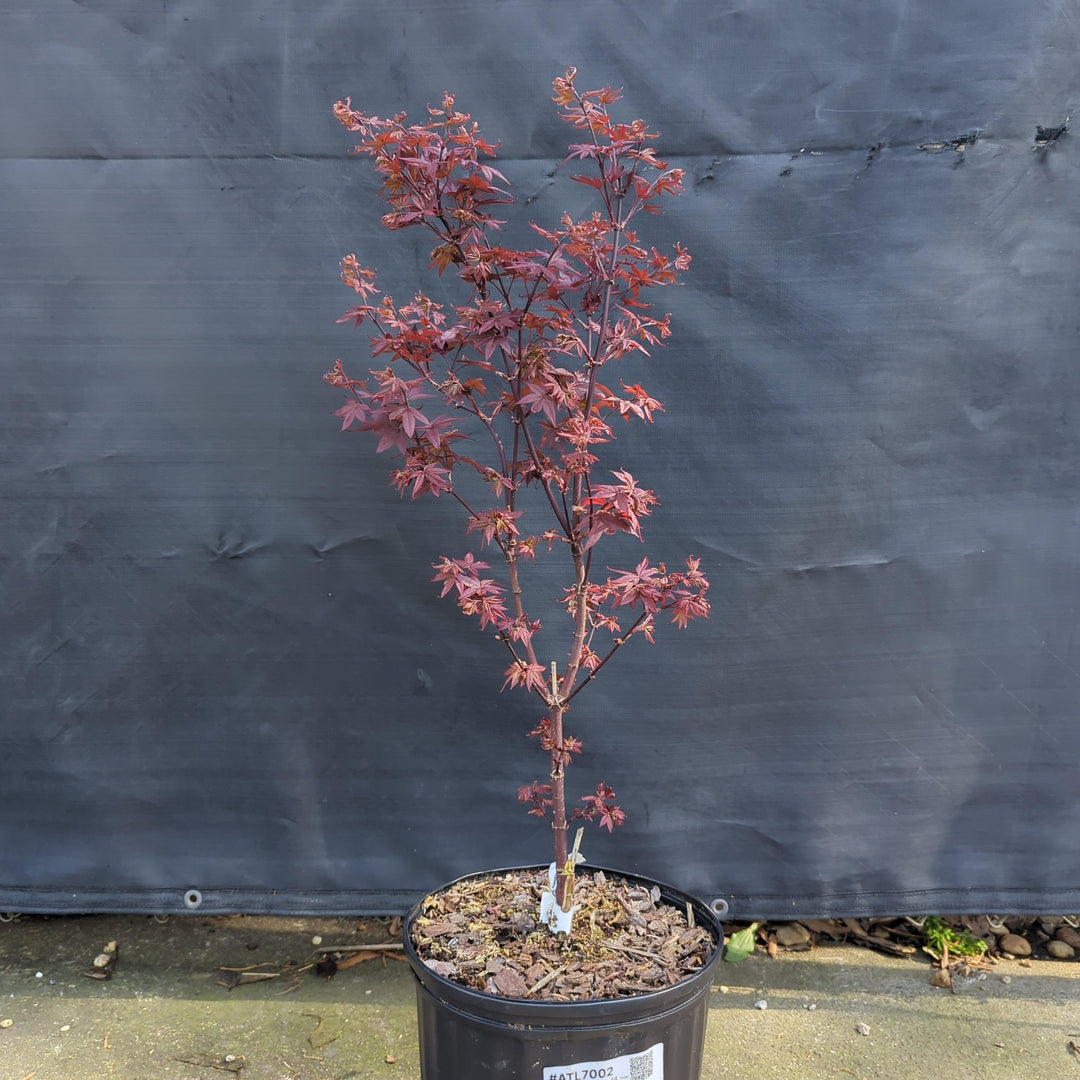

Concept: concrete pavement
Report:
left=1, top=913, right=1078, bottom=1079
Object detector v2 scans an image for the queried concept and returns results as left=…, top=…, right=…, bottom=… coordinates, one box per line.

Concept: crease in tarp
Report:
left=3, top=137, right=1012, bottom=166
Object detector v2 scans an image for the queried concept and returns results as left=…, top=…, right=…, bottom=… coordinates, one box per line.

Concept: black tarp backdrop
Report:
left=1, top=1, right=1078, bottom=919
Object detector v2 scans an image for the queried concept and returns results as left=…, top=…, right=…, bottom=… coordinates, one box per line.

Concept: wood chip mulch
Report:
left=410, top=869, right=716, bottom=1001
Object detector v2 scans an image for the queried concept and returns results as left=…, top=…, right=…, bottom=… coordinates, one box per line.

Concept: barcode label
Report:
left=543, top=1042, right=663, bottom=1080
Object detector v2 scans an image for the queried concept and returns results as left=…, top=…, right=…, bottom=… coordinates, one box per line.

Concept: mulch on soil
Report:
left=410, top=868, right=716, bottom=1001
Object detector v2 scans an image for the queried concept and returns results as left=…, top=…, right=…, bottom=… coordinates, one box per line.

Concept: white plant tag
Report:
left=538, top=861, right=578, bottom=935
left=542, top=1042, right=663, bottom=1080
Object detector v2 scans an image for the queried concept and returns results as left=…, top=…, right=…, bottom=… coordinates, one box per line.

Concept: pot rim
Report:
left=403, top=864, right=724, bottom=1023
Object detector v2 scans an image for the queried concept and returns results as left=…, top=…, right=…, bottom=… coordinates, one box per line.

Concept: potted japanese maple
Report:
left=327, top=70, right=722, bottom=1079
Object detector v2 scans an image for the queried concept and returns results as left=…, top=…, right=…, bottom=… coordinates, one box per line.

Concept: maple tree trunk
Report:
left=550, top=542, right=591, bottom=909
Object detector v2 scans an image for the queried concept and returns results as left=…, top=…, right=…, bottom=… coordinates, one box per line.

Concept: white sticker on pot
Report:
left=543, top=1042, right=663, bottom=1080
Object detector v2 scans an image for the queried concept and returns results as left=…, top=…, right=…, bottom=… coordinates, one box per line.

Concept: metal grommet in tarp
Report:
left=183, top=889, right=203, bottom=910
left=710, top=898, right=730, bottom=918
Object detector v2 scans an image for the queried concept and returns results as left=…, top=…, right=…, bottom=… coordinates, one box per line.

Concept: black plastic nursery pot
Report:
left=403, top=867, right=725, bottom=1080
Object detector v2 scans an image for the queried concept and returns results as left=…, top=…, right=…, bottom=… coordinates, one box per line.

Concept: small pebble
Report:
left=855, top=1022, right=871, bottom=1036
left=60, top=1024, right=70, bottom=1032
left=92, top=954, right=112, bottom=969
left=312, top=935, right=323, bottom=946
left=805, top=1002, right=817, bottom=1011
left=1056, top=926, right=1080, bottom=949
left=1, top=1019, right=13, bottom=1029
left=224, top=1055, right=236, bottom=1063
left=999, top=933, right=1031, bottom=957
left=1000, top=975, right=1012, bottom=984
left=1046, top=940, right=1075, bottom=960
left=753, top=999, right=768, bottom=1010
left=775, top=923, right=811, bottom=947
left=35, top=972, right=43, bottom=979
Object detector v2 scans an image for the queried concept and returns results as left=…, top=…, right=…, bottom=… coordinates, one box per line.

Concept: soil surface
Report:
left=410, top=868, right=716, bottom=1000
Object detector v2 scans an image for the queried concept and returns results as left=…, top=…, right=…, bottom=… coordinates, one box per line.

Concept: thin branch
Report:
left=565, top=611, right=651, bottom=704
